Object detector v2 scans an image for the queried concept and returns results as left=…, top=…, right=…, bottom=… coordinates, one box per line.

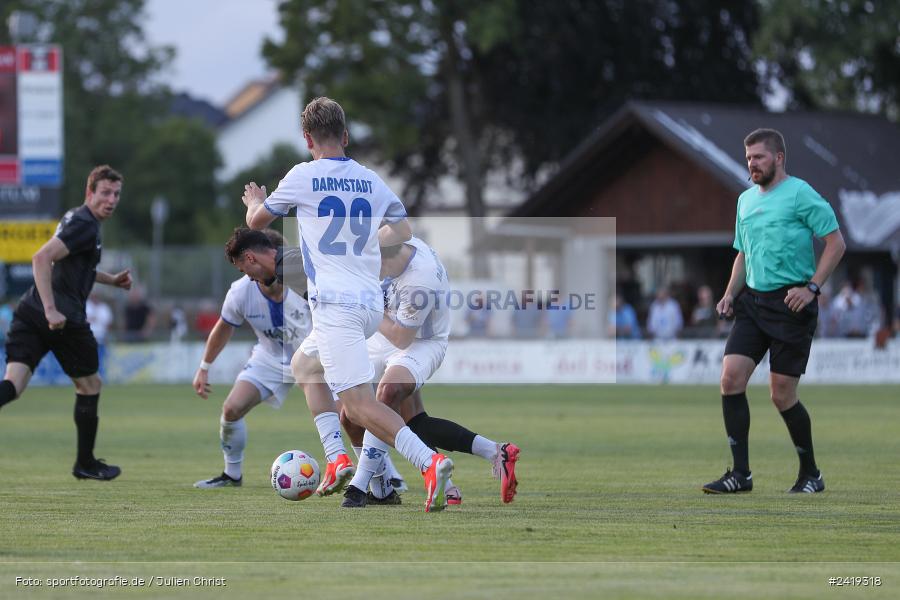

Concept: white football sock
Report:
left=472, top=435, right=499, bottom=461
left=394, top=426, right=436, bottom=472
left=349, top=430, right=389, bottom=494
left=382, top=452, right=403, bottom=482
left=220, top=416, right=246, bottom=479
left=445, top=477, right=455, bottom=492
left=351, top=446, right=362, bottom=459
left=313, top=412, right=346, bottom=462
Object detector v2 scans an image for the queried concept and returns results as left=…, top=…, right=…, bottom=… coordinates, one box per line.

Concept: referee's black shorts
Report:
left=724, top=285, right=818, bottom=378
left=4, top=303, right=99, bottom=378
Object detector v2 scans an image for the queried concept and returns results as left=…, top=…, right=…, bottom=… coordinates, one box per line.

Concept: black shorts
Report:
left=723, top=286, right=818, bottom=378
left=4, top=303, right=99, bottom=378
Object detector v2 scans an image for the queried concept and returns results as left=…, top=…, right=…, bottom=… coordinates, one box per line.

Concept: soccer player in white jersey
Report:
left=215, top=227, right=407, bottom=495
left=241, top=97, right=453, bottom=512
left=341, top=238, right=520, bottom=507
left=192, top=229, right=312, bottom=488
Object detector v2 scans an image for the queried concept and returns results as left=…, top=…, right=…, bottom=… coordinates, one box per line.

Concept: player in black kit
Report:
left=1, top=165, right=132, bottom=480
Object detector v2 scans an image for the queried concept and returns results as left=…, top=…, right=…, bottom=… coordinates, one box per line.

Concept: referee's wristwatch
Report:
left=806, top=282, right=821, bottom=296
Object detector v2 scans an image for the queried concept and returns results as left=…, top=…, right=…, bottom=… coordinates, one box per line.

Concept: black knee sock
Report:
left=74, top=394, right=99, bottom=465
left=780, top=401, right=818, bottom=477
left=722, top=392, right=751, bottom=475
left=0, top=380, right=17, bottom=408
left=406, top=412, right=477, bottom=454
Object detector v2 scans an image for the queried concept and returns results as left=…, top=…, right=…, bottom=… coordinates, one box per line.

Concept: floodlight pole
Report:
left=150, top=196, right=169, bottom=302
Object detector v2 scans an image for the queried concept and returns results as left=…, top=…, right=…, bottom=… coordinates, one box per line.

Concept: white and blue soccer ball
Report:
left=271, top=450, right=320, bottom=501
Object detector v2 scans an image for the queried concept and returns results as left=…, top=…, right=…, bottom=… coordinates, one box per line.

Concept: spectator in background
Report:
left=0, top=299, right=13, bottom=345
left=465, top=291, right=491, bottom=338
left=855, top=277, right=884, bottom=336
left=123, top=286, right=155, bottom=342
left=832, top=282, right=868, bottom=337
left=546, top=300, right=572, bottom=339
left=194, top=301, right=219, bottom=339
left=647, top=286, right=683, bottom=340
left=86, top=294, right=113, bottom=376
left=687, top=285, right=718, bottom=338
left=607, top=292, right=640, bottom=339
left=815, top=291, right=840, bottom=338
left=512, top=296, right=542, bottom=338
left=170, top=306, right=188, bottom=343
left=893, top=303, right=900, bottom=338
left=86, top=294, right=113, bottom=345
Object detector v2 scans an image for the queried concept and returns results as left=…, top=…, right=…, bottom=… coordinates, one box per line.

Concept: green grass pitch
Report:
left=1, top=383, right=898, bottom=598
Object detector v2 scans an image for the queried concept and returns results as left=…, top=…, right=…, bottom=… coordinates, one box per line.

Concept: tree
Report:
left=2, top=0, right=226, bottom=246
left=1, top=0, right=175, bottom=213
left=754, top=0, right=900, bottom=119
left=264, top=1, right=762, bottom=197
left=113, top=117, right=222, bottom=246
left=263, top=1, right=762, bottom=272
left=477, top=1, right=762, bottom=177
left=218, top=143, right=306, bottom=241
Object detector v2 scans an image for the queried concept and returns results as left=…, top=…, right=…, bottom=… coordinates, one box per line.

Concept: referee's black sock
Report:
left=0, top=380, right=18, bottom=408
left=722, top=392, right=751, bottom=475
left=74, top=394, right=100, bottom=466
left=407, top=412, right=477, bottom=454
left=780, top=401, right=819, bottom=477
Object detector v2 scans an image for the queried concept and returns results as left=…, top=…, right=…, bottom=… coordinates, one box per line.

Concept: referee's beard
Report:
left=750, top=165, right=775, bottom=187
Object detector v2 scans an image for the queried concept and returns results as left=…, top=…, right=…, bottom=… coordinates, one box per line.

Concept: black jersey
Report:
left=21, top=205, right=101, bottom=324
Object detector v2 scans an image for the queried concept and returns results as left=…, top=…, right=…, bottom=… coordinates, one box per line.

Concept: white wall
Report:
left=216, top=86, right=304, bottom=181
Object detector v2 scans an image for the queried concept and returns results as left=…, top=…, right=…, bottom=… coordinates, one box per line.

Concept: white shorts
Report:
left=299, top=302, right=381, bottom=394
left=367, top=331, right=448, bottom=390
left=235, top=350, right=294, bottom=409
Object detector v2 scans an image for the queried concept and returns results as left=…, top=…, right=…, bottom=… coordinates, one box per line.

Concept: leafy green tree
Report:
left=755, top=0, right=900, bottom=119
left=3, top=0, right=226, bottom=246
left=263, top=1, right=761, bottom=274
left=217, top=143, right=306, bottom=241
left=114, top=117, right=222, bottom=246
left=263, top=0, right=763, bottom=200
left=478, top=1, right=762, bottom=177
left=2, top=0, right=174, bottom=210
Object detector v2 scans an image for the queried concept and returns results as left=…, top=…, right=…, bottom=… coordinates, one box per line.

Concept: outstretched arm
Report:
left=192, top=318, right=236, bottom=399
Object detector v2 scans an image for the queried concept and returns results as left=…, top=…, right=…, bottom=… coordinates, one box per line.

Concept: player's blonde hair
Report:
left=301, top=97, right=346, bottom=143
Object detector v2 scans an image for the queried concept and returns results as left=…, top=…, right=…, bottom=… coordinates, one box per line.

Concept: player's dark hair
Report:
left=380, top=243, right=404, bottom=259
left=86, top=165, right=123, bottom=192
left=262, top=228, right=286, bottom=249
left=744, top=128, right=786, bottom=157
left=225, top=227, right=274, bottom=264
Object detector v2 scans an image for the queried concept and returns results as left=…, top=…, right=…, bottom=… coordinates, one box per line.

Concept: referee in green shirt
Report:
left=702, top=128, right=846, bottom=495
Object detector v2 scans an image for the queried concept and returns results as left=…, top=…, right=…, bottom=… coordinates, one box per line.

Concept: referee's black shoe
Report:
left=340, top=485, right=368, bottom=508
left=788, top=471, right=825, bottom=493
left=72, top=458, right=121, bottom=481
left=366, top=490, right=402, bottom=505
left=701, top=468, right=752, bottom=494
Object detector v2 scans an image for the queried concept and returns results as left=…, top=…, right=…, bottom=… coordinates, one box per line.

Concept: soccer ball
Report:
left=271, top=450, right=320, bottom=501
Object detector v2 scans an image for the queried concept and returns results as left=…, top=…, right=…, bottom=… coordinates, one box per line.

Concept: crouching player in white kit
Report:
left=216, top=227, right=407, bottom=495
left=243, top=97, right=453, bottom=512
left=192, top=229, right=311, bottom=488
left=341, top=238, right=520, bottom=507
